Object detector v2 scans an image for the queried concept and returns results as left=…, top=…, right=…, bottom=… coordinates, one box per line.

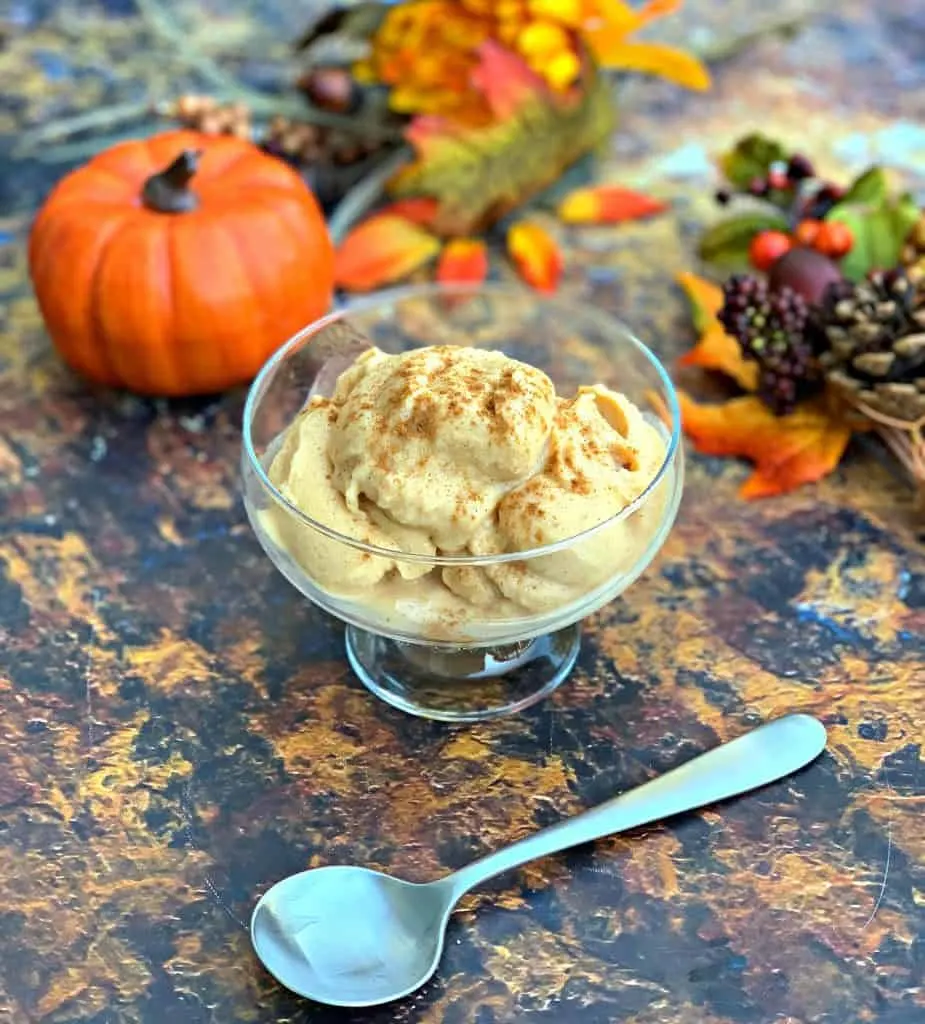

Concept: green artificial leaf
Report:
left=839, top=166, right=888, bottom=206
left=890, top=192, right=923, bottom=245
left=828, top=193, right=921, bottom=282
left=719, top=133, right=789, bottom=189
left=697, top=210, right=791, bottom=269
left=389, top=47, right=616, bottom=235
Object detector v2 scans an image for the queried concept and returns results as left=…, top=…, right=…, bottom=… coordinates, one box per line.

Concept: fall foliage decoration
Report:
left=507, top=221, right=564, bottom=294
left=700, top=133, right=920, bottom=283
left=146, top=0, right=702, bottom=297
left=676, top=270, right=859, bottom=499
left=356, top=0, right=710, bottom=126
left=557, top=185, right=669, bottom=225
left=334, top=214, right=441, bottom=291
left=28, top=131, right=334, bottom=397
left=326, top=0, right=705, bottom=292
left=679, top=139, right=925, bottom=503
left=437, top=239, right=490, bottom=286
left=679, top=393, right=855, bottom=500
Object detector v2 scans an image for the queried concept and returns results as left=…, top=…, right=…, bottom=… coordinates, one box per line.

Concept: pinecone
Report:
left=900, top=213, right=925, bottom=277
left=813, top=267, right=925, bottom=423
left=162, top=95, right=252, bottom=139
left=718, top=274, right=817, bottom=414
left=263, top=116, right=325, bottom=165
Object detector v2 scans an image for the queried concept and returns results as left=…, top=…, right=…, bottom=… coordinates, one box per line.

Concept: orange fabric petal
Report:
left=586, top=38, right=711, bottom=90
left=335, top=215, right=441, bottom=292
left=594, top=0, right=681, bottom=36
left=372, top=197, right=441, bottom=228
left=558, top=185, right=668, bottom=224
left=679, top=393, right=854, bottom=499
left=507, top=221, right=563, bottom=293
left=679, top=325, right=759, bottom=392
left=470, top=40, right=547, bottom=120
left=676, top=271, right=758, bottom=391
left=676, top=270, right=723, bottom=328
left=437, top=238, right=490, bottom=284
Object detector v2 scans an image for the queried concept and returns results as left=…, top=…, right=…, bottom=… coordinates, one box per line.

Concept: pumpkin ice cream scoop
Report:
left=264, top=345, right=666, bottom=629
left=327, top=346, right=556, bottom=550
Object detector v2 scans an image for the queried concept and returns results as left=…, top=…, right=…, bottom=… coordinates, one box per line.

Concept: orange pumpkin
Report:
left=28, top=130, right=334, bottom=396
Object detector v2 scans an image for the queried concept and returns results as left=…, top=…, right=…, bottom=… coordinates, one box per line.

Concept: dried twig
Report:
left=134, top=0, right=244, bottom=95
left=14, top=0, right=401, bottom=158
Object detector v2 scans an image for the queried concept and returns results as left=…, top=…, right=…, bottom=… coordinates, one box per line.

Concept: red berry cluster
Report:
left=715, top=151, right=855, bottom=274
left=715, top=153, right=816, bottom=207
left=749, top=220, right=853, bottom=273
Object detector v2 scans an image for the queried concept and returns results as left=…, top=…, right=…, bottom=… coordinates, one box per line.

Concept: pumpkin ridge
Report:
left=195, top=147, right=261, bottom=184
left=198, top=183, right=327, bottom=208
left=194, top=218, right=238, bottom=388
left=86, top=216, right=132, bottom=388
left=248, top=194, right=333, bottom=335
left=162, top=217, right=181, bottom=389
left=218, top=216, right=275, bottom=368
left=29, top=207, right=128, bottom=387
left=249, top=192, right=327, bottom=258
left=210, top=161, right=313, bottom=193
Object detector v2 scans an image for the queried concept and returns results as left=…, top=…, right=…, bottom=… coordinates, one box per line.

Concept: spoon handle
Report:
left=446, top=713, right=825, bottom=900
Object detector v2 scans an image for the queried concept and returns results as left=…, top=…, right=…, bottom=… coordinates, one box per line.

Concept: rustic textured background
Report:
left=0, top=2, right=923, bottom=1022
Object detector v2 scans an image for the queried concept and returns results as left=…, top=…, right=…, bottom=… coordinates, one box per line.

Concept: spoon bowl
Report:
left=251, top=714, right=827, bottom=1007
left=252, top=866, right=454, bottom=1006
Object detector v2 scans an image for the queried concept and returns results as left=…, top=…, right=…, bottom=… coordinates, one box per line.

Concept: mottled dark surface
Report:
left=1, top=2, right=924, bottom=1023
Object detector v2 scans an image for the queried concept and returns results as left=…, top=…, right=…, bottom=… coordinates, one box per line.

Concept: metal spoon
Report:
left=251, top=713, right=825, bottom=1007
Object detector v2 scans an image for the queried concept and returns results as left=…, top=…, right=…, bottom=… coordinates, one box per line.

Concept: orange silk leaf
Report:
left=679, top=392, right=854, bottom=499
left=676, top=271, right=759, bottom=392
left=334, top=215, right=440, bottom=292
left=507, top=221, right=563, bottom=293
left=436, top=238, right=490, bottom=285
left=558, top=185, right=668, bottom=224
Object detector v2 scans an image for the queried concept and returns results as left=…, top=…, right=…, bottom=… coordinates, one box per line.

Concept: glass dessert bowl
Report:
left=241, top=283, right=683, bottom=722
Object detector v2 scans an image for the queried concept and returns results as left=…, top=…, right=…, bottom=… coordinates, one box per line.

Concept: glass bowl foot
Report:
left=345, top=623, right=581, bottom=723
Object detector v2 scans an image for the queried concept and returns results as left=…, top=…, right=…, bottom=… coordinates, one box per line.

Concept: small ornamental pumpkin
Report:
left=28, top=130, right=334, bottom=396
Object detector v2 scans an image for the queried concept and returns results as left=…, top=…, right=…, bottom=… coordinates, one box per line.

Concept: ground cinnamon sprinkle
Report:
left=571, top=473, right=592, bottom=495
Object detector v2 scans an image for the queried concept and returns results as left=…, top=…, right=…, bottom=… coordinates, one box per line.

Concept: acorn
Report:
left=296, top=67, right=360, bottom=114
left=786, top=153, right=815, bottom=181
left=768, top=246, right=843, bottom=305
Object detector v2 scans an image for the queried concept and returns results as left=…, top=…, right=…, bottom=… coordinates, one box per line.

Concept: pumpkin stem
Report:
left=142, top=150, right=202, bottom=213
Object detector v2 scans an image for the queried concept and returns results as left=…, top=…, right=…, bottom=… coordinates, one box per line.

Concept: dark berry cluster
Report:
left=719, top=274, right=818, bottom=414
left=800, top=183, right=846, bottom=222
left=714, top=153, right=816, bottom=206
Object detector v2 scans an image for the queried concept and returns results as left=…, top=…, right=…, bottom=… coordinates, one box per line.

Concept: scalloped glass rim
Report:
left=241, top=281, right=682, bottom=568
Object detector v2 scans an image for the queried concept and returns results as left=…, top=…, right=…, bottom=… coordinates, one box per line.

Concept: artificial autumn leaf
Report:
left=335, top=214, right=440, bottom=291
left=470, top=40, right=548, bottom=121
left=697, top=210, right=790, bottom=269
left=679, top=392, right=854, bottom=498
left=719, top=132, right=789, bottom=190
left=372, top=197, right=440, bottom=228
left=508, top=221, right=563, bottom=293
left=584, top=0, right=711, bottom=90
left=436, top=238, right=490, bottom=285
left=588, top=40, right=710, bottom=90
left=676, top=271, right=759, bottom=391
left=388, top=53, right=615, bottom=235
left=557, top=185, right=668, bottom=225
left=839, top=166, right=888, bottom=206
left=827, top=192, right=920, bottom=282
